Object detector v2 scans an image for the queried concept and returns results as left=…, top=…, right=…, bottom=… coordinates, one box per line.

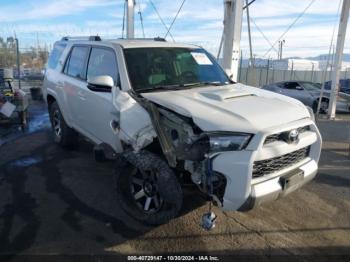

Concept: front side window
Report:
left=123, top=47, right=230, bottom=92
left=64, top=46, right=89, bottom=79
left=87, top=47, right=119, bottom=86
left=301, top=82, right=321, bottom=91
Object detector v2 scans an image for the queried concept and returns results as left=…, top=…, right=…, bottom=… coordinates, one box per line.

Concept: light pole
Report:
left=221, top=0, right=244, bottom=81
left=15, top=37, right=21, bottom=89
left=328, top=0, right=350, bottom=119
left=126, top=0, right=135, bottom=39
left=246, top=0, right=253, bottom=67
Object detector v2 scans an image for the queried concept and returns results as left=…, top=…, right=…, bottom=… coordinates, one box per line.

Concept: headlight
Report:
left=306, top=106, right=315, bottom=122
left=208, top=133, right=252, bottom=152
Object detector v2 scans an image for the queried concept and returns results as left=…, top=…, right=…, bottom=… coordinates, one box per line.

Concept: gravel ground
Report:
left=0, top=102, right=349, bottom=259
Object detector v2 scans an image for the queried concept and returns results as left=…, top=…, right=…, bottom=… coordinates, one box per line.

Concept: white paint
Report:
left=113, top=90, right=156, bottom=151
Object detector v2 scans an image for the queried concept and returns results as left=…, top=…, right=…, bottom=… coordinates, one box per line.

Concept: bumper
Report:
left=211, top=118, right=322, bottom=211
left=237, top=159, right=318, bottom=211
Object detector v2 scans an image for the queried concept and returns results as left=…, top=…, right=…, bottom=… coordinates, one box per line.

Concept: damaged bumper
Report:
left=211, top=119, right=322, bottom=211
left=226, top=159, right=318, bottom=211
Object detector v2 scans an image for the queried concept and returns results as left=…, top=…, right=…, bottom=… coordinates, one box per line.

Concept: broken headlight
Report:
left=208, top=133, right=252, bottom=152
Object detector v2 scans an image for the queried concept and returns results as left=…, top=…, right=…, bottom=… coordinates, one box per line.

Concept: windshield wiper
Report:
left=181, top=81, right=226, bottom=87
left=137, top=84, right=184, bottom=93
left=137, top=81, right=227, bottom=93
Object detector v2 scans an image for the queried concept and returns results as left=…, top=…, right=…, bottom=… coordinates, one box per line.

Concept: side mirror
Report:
left=87, top=75, right=114, bottom=92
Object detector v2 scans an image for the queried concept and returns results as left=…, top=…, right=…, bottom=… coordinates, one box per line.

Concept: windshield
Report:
left=123, top=47, right=230, bottom=92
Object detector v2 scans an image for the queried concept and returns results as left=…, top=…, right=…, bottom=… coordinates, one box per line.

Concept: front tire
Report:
left=49, top=101, right=78, bottom=147
left=115, top=150, right=183, bottom=225
left=313, top=99, right=329, bottom=114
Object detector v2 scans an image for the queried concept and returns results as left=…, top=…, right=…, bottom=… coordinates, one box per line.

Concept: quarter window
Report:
left=87, top=48, right=119, bottom=86
left=64, top=46, right=89, bottom=79
left=47, top=43, right=66, bottom=69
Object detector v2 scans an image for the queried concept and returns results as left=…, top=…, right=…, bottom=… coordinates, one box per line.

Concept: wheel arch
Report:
left=47, top=94, right=56, bottom=109
left=47, top=94, right=73, bottom=128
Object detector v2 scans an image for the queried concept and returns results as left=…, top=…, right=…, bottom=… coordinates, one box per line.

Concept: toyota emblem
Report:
left=288, top=129, right=299, bottom=144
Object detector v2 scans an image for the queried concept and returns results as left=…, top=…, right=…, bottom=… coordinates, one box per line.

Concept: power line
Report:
left=250, top=17, right=278, bottom=54
left=243, top=0, right=256, bottom=10
left=164, top=0, right=186, bottom=39
left=148, top=0, right=175, bottom=41
left=262, top=0, right=316, bottom=58
left=137, top=0, right=145, bottom=38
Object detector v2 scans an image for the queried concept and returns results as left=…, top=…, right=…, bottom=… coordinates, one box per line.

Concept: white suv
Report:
left=43, top=36, right=322, bottom=225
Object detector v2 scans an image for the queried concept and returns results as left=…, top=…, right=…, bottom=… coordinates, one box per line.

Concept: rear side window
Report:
left=47, top=43, right=66, bottom=69
left=64, top=46, right=89, bottom=79
left=87, top=47, right=119, bottom=85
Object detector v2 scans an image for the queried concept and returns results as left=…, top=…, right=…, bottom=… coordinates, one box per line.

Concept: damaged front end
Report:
left=114, top=90, right=229, bottom=207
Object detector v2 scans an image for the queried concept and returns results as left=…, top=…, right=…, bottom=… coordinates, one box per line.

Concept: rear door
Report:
left=61, top=45, right=90, bottom=132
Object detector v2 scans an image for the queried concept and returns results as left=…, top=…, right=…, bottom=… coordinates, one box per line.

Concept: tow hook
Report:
left=201, top=154, right=218, bottom=231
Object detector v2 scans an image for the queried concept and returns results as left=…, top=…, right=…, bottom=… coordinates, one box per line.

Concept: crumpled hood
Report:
left=141, top=83, right=311, bottom=133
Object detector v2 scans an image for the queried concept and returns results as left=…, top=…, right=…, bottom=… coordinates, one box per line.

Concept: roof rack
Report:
left=118, top=37, right=166, bottom=42
left=61, top=35, right=101, bottom=41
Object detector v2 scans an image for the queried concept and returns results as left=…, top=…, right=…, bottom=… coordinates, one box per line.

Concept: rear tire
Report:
left=115, top=150, right=183, bottom=225
left=49, top=101, right=78, bottom=147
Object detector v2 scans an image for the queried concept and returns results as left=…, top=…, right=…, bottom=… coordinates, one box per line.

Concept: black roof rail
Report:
left=61, top=35, right=101, bottom=41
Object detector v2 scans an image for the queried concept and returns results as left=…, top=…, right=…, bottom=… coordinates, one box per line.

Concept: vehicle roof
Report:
left=109, top=39, right=199, bottom=49
left=56, top=38, right=200, bottom=49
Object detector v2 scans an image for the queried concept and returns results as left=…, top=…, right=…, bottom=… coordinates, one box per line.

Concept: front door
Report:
left=80, top=46, right=122, bottom=152
left=281, top=82, right=313, bottom=105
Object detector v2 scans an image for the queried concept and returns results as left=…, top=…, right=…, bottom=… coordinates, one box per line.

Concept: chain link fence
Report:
left=238, top=65, right=350, bottom=87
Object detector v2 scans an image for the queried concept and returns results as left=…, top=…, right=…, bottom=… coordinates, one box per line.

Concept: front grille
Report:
left=252, top=146, right=310, bottom=178
left=264, top=125, right=310, bottom=144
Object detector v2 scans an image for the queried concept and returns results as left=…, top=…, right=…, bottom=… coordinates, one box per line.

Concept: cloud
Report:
left=248, top=0, right=341, bottom=18
left=1, top=0, right=349, bottom=59
left=0, top=0, right=120, bottom=22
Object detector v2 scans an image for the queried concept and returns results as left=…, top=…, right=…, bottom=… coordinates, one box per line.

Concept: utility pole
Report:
left=246, top=0, right=253, bottom=67
left=328, top=0, right=350, bottom=119
left=126, top=0, right=135, bottom=39
left=15, top=35, right=21, bottom=89
left=278, top=40, right=285, bottom=60
left=221, top=0, right=244, bottom=82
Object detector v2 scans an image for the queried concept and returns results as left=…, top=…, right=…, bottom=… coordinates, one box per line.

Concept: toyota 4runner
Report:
left=43, top=36, right=322, bottom=225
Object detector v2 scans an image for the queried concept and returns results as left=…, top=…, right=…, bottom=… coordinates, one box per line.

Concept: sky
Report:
left=0, top=0, right=349, bottom=59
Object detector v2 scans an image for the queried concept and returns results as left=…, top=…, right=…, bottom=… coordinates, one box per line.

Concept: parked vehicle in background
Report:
left=262, top=81, right=350, bottom=113
left=324, top=79, right=350, bottom=94
left=22, top=72, right=44, bottom=81
left=42, top=36, right=322, bottom=225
